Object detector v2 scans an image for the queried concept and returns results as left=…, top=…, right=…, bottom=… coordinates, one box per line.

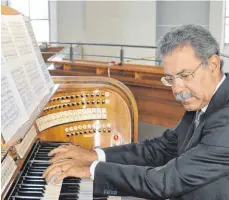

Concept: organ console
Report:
left=1, top=77, right=138, bottom=200
left=1, top=5, right=138, bottom=200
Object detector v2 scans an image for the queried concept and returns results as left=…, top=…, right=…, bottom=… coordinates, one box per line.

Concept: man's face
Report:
left=162, top=46, right=221, bottom=111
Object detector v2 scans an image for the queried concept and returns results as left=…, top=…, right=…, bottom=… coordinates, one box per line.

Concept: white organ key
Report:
left=109, top=197, right=122, bottom=200
left=78, top=178, right=93, bottom=199
left=42, top=180, right=62, bottom=200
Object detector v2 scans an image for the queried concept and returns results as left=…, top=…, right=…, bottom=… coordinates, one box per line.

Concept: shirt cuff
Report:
left=90, top=160, right=100, bottom=180
left=94, top=148, right=106, bottom=162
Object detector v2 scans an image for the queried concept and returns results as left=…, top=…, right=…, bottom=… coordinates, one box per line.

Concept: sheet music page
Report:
left=23, top=16, right=54, bottom=89
left=3, top=15, right=49, bottom=103
left=1, top=57, right=29, bottom=143
left=1, top=18, right=36, bottom=116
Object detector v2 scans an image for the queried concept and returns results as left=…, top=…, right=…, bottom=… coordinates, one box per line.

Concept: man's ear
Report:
left=209, top=54, right=220, bottom=76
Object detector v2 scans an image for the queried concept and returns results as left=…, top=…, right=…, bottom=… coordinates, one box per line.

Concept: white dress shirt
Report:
left=90, top=74, right=226, bottom=180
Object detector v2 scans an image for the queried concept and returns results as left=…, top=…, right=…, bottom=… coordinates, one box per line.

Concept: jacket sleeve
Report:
left=102, top=123, right=179, bottom=167
left=93, top=108, right=229, bottom=199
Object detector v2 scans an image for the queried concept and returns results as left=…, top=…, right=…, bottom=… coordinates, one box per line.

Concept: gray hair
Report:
left=156, top=24, right=224, bottom=70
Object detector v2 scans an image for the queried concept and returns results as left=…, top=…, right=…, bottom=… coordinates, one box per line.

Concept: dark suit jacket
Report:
left=93, top=73, right=229, bottom=200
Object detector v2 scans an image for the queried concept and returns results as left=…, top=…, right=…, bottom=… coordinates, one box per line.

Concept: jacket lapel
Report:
left=183, top=73, right=229, bottom=152
left=178, top=111, right=195, bottom=154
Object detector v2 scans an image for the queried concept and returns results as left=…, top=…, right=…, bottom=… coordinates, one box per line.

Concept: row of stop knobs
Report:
left=66, top=128, right=111, bottom=136
left=44, top=100, right=108, bottom=112
left=51, top=92, right=109, bottom=101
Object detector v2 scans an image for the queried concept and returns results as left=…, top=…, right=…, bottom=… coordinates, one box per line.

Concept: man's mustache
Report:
left=175, top=91, right=193, bottom=103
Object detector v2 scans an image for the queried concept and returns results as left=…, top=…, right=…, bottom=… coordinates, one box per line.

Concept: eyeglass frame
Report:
left=161, top=58, right=209, bottom=87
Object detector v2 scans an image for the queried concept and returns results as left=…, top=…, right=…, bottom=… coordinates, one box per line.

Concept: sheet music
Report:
left=1, top=57, right=29, bottom=143
left=1, top=18, right=36, bottom=116
left=3, top=15, right=49, bottom=102
left=23, top=16, right=54, bottom=89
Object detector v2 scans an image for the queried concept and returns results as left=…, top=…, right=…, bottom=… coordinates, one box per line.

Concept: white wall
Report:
left=50, top=1, right=156, bottom=63
left=50, top=1, right=227, bottom=66
left=56, top=1, right=86, bottom=42
left=208, top=1, right=228, bottom=72
left=49, top=1, right=58, bottom=42
left=209, top=1, right=226, bottom=50
left=223, top=44, right=229, bottom=72
left=156, top=1, right=210, bottom=42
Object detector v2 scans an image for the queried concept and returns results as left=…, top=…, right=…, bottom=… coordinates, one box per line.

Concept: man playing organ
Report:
left=43, top=24, right=229, bottom=200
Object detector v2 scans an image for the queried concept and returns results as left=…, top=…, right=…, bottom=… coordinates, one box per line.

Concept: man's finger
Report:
left=45, top=166, right=62, bottom=182
left=49, top=151, right=72, bottom=163
left=48, top=146, right=68, bottom=156
left=53, top=172, right=68, bottom=184
left=50, top=149, right=78, bottom=163
left=43, top=162, right=62, bottom=178
left=61, top=163, right=72, bottom=172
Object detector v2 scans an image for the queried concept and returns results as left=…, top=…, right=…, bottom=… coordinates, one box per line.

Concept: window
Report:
left=225, top=0, right=229, bottom=43
left=8, top=0, right=50, bottom=43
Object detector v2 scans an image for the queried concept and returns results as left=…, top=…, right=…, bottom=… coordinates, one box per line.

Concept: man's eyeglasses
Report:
left=161, top=59, right=207, bottom=87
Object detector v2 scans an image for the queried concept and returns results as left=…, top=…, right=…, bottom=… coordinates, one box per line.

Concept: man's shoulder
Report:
left=205, top=105, right=229, bottom=124
left=201, top=105, right=229, bottom=147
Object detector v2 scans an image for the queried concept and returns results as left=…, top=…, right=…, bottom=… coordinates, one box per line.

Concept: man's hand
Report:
left=48, top=145, right=98, bottom=165
left=42, top=159, right=91, bottom=184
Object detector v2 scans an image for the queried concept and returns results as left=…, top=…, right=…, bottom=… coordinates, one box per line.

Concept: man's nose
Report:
left=172, top=78, right=185, bottom=94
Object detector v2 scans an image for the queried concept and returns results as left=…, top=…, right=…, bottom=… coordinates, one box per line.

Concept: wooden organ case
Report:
left=1, top=5, right=138, bottom=200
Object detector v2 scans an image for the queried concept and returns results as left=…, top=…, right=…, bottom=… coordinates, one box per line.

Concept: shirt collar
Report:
left=201, top=74, right=226, bottom=113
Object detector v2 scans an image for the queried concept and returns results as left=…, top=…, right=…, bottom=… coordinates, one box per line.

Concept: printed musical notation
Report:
left=1, top=18, right=36, bottom=115
left=1, top=14, right=54, bottom=143
left=11, top=67, right=34, bottom=109
left=1, top=58, right=28, bottom=143
left=24, top=16, right=54, bottom=89
left=1, top=22, right=18, bottom=61
left=5, top=15, right=49, bottom=101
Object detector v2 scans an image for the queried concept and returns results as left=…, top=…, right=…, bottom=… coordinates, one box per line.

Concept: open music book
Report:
left=1, top=14, right=54, bottom=143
